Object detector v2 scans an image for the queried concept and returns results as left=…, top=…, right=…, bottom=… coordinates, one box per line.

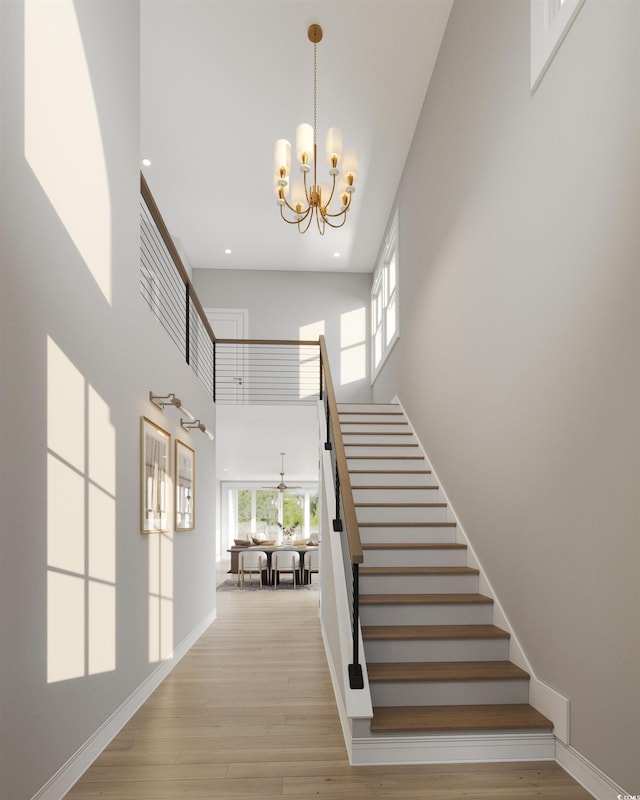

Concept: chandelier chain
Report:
left=313, top=42, right=317, bottom=146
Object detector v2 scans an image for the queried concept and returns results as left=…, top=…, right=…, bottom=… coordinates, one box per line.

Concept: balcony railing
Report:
left=140, top=173, right=320, bottom=405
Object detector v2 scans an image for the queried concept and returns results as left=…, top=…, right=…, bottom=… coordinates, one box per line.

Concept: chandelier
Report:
left=274, top=24, right=358, bottom=235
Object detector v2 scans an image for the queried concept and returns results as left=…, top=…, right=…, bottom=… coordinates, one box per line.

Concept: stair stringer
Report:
left=390, top=395, right=570, bottom=746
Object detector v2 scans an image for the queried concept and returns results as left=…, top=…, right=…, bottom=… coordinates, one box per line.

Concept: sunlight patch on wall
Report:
left=340, top=307, right=366, bottom=385
left=24, top=0, right=112, bottom=304
left=148, top=532, right=174, bottom=663
left=299, top=321, right=326, bottom=341
left=47, top=337, right=116, bottom=683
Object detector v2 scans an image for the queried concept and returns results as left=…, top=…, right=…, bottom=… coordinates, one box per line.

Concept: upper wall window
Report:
left=531, top=0, right=585, bottom=90
left=371, top=212, right=399, bottom=380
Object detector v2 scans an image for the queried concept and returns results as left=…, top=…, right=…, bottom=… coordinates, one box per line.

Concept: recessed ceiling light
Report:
left=141, top=158, right=151, bottom=166
left=333, top=252, right=341, bottom=258
left=224, top=248, right=232, bottom=255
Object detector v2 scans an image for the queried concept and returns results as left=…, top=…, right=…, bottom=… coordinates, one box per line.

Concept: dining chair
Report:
left=271, top=549, right=301, bottom=589
left=238, top=549, right=267, bottom=589
left=304, top=547, right=319, bottom=586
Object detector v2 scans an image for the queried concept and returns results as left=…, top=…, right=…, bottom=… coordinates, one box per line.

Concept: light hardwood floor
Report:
left=64, top=585, right=593, bottom=799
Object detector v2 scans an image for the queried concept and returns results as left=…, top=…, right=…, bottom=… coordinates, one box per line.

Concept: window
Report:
left=371, top=212, right=399, bottom=378
left=223, top=484, right=319, bottom=543
left=530, top=0, right=585, bottom=90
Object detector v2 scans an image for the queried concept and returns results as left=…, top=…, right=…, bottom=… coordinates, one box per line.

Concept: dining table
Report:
left=227, top=543, right=318, bottom=585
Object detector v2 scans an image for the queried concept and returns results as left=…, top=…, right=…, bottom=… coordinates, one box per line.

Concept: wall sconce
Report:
left=149, top=392, right=195, bottom=421
left=181, top=418, right=214, bottom=441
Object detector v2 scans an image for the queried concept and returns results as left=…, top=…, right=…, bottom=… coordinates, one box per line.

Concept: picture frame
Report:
left=141, top=417, right=171, bottom=533
left=175, top=439, right=195, bottom=531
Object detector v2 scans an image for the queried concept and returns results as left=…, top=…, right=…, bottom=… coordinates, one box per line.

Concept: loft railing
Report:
left=140, top=173, right=321, bottom=404
left=214, top=338, right=320, bottom=404
left=140, top=173, right=216, bottom=398
left=319, top=336, right=364, bottom=689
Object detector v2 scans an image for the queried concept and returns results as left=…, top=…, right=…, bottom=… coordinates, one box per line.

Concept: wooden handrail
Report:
left=215, top=338, right=320, bottom=346
left=140, top=172, right=218, bottom=346
left=319, top=336, right=363, bottom=565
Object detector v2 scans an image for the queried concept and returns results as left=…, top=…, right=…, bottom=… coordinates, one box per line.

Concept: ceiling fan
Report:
left=263, top=452, right=301, bottom=493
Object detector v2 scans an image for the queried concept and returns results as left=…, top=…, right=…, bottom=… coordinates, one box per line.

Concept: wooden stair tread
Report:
left=359, top=521, right=457, bottom=527
left=345, top=442, right=420, bottom=447
left=354, top=484, right=440, bottom=490
left=368, top=661, right=529, bottom=682
left=349, top=469, right=431, bottom=474
left=344, top=431, right=415, bottom=436
left=360, top=593, right=493, bottom=605
left=360, top=566, right=478, bottom=576
left=370, top=704, right=553, bottom=733
left=362, top=624, right=510, bottom=641
left=341, top=420, right=409, bottom=425
left=338, top=410, right=403, bottom=415
left=355, top=502, right=447, bottom=508
left=362, top=542, right=466, bottom=550
left=347, top=455, right=425, bottom=460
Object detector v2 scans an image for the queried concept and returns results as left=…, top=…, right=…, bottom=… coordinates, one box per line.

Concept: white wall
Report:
left=373, top=0, right=640, bottom=791
left=0, top=3, right=216, bottom=797
left=193, top=268, right=373, bottom=403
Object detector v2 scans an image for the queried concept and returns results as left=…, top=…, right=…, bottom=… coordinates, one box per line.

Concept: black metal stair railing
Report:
left=320, top=336, right=364, bottom=689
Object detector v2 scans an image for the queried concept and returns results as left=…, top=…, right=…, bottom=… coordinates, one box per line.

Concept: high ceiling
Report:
left=140, top=0, right=453, bottom=274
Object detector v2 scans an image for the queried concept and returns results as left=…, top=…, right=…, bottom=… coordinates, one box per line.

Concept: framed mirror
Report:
left=175, top=439, right=195, bottom=531
left=141, top=417, right=171, bottom=533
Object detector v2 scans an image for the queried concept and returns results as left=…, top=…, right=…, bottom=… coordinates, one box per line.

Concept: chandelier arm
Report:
left=298, top=210, right=315, bottom=234
left=321, top=211, right=348, bottom=229
left=316, top=209, right=326, bottom=235
left=323, top=173, right=337, bottom=209
left=280, top=205, right=311, bottom=225
left=282, top=196, right=310, bottom=216
left=323, top=191, right=352, bottom=218
left=302, top=168, right=312, bottom=205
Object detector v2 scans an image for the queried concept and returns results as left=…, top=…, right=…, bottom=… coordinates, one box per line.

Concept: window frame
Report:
left=530, top=0, right=585, bottom=91
left=371, top=212, right=399, bottom=382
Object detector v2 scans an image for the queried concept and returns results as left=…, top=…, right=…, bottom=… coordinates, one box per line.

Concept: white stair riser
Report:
left=339, top=416, right=407, bottom=426
left=352, top=487, right=441, bottom=503
left=341, top=423, right=412, bottom=434
left=359, top=526, right=457, bottom=544
left=346, top=445, right=422, bottom=457
left=356, top=505, right=449, bottom=523
left=370, top=679, right=530, bottom=708
left=360, top=603, right=493, bottom=626
left=363, top=637, right=510, bottom=663
left=349, top=471, right=433, bottom=487
left=362, top=549, right=467, bottom=567
left=344, top=434, right=416, bottom=445
left=337, top=404, right=401, bottom=414
left=360, top=573, right=478, bottom=594
left=348, top=457, right=426, bottom=470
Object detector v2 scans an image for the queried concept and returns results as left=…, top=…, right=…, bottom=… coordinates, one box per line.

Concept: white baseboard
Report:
left=351, top=732, right=556, bottom=765
left=31, top=607, right=217, bottom=800
left=556, top=740, right=629, bottom=800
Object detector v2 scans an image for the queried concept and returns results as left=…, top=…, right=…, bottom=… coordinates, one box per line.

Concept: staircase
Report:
left=338, top=402, right=554, bottom=759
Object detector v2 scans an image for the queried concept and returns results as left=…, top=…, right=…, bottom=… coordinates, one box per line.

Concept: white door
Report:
left=206, top=308, right=248, bottom=403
